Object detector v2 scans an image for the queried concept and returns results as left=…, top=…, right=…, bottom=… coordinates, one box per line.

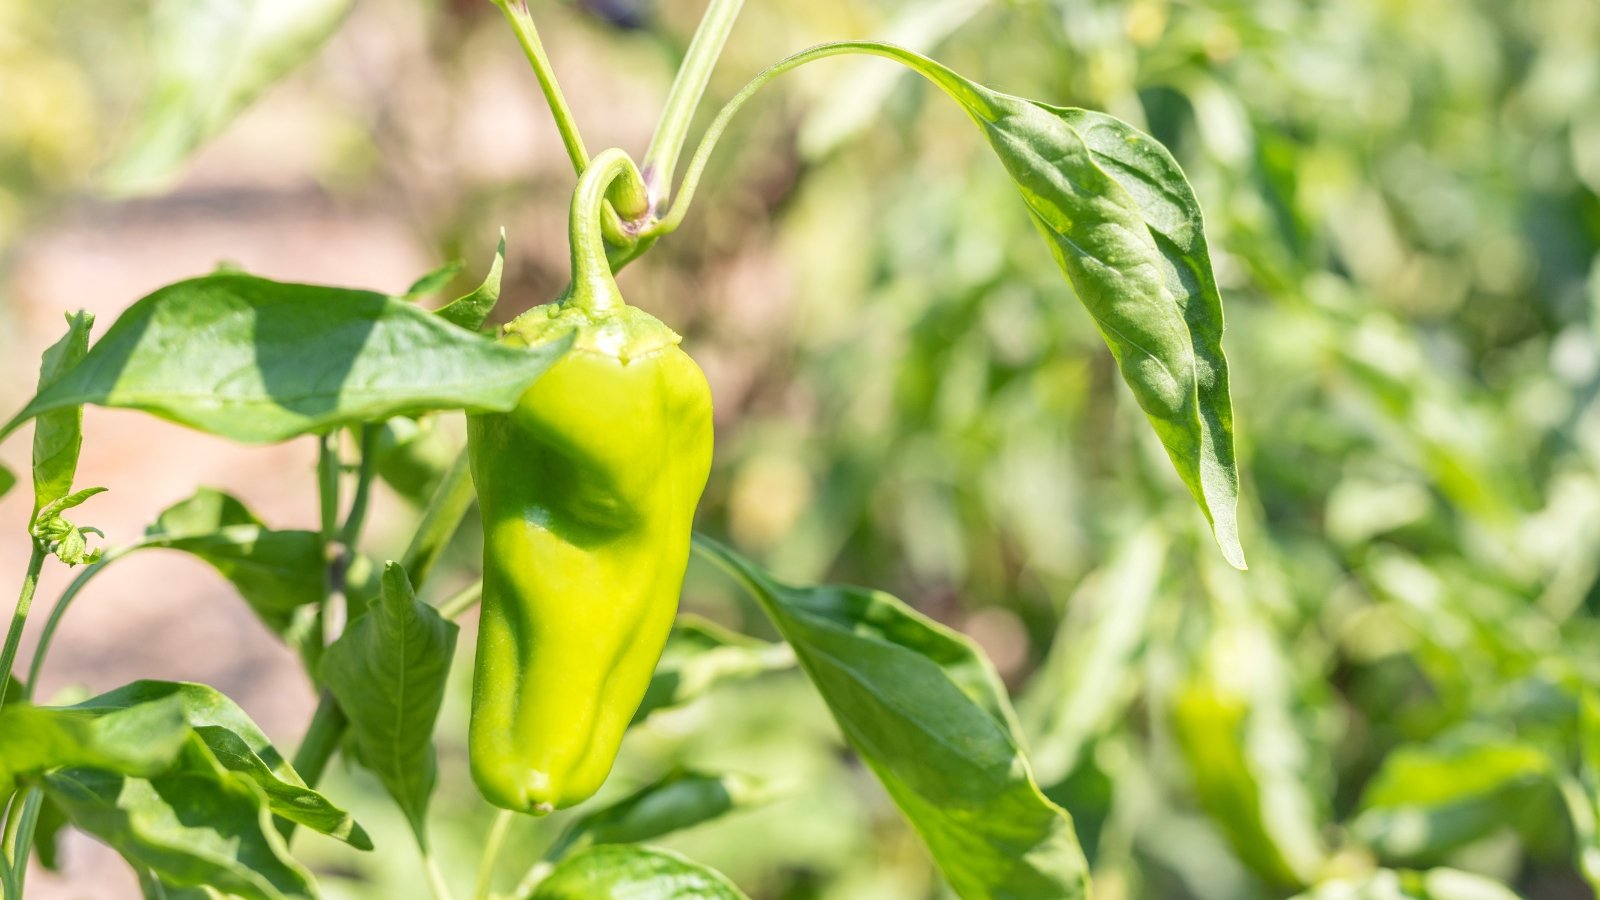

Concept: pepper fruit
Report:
left=467, top=150, right=713, bottom=814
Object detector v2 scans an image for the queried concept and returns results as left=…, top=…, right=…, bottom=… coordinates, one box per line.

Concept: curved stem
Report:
left=437, top=580, right=484, bottom=622
left=650, top=41, right=968, bottom=236
left=489, top=0, right=589, bottom=175
left=422, top=847, right=455, bottom=900
left=339, top=423, right=380, bottom=550
left=0, top=545, right=46, bottom=708
left=25, top=547, right=128, bottom=696
left=641, top=0, right=747, bottom=208
left=475, top=810, right=516, bottom=900
left=567, top=149, right=648, bottom=313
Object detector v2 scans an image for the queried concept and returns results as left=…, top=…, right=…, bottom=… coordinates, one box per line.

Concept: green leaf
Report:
left=43, top=738, right=316, bottom=900
left=0, top=698, right=190, bottom=797
left=32, top=794, right=69, bottom=871
left=321, top=562, right=457, bottom=847
left=632, top=616, right=796, bottom=725
left=673, top=42, right=1244, bottom=568
left=0, top=273, right=575, bottom=445
left=32, top=312, right=95, bottom=511
left=547, top=769, right=778, bottom=861
left=692, top=535, right=1089, bottom=899
left=0, top=461, right=14, bottom=500
left=1352, top=733, right=1556, bottom=863
left=104, top=0, right=353, bottom=194
left=435, top=229, right=505, bottom=331
left=531, top=845, right=749, bottom=900
left=1290, top=868, right=1524, bottom=900
left=368, top=416, right=456, bottom=506
left=138, top=489, right=323, bottom=632
left=69, top=681, right=370, bottom=849
left=404, top=260, right=465, bottom=301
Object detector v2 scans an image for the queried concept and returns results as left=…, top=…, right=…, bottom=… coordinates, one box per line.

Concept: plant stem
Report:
left=316, top=433, right=343, bottom=654
left=423, top=848, right=455, bottom=900
left=489, top=0, right=589, bottom=175
left=475, top=810, right=516, bottom=900
left=641, top=0, right=746, bottom=208
left=0, top=544, right=47, bottom=707
left=402, top=451, right=476, bottom=589
left=339, top=423, right=380, bottom=550
left=287, top=689, right=348, bottom=796
left=510, top=861, right=554, bottom=899
left=651, top=40, right=957, bottom=236
left=438, top=579, right=484, bottom=621
left=568, top=148, right=648, bottom=313
left=25, top=548, right=126, bottom=698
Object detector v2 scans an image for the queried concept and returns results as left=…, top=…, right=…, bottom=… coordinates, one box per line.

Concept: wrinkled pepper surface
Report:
left=467, top=151, right=713, bottom=813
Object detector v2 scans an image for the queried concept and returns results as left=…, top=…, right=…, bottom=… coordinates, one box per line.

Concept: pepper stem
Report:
left=567, top=149, right=648, bottom=315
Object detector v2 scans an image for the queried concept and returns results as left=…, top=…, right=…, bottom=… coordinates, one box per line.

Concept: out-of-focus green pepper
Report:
left=467, top=150, right=714, bottom=814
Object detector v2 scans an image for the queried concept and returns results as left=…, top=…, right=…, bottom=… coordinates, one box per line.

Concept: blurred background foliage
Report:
left=5, top=0, right=1600, bottom=897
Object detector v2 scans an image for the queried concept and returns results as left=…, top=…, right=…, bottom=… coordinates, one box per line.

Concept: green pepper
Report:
left=467, top=151, right=714, bottom=814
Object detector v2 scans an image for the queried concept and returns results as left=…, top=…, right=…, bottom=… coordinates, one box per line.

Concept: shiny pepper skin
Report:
left=467, top=299, right=713, bottom=814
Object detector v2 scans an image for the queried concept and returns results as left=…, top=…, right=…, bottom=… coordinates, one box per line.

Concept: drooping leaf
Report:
left=321, top=562, right=457, bottom=847
left=632, top=616, right=796, bottom=725
left=69, top=681, right=370, bottom=850
left=435, top=229, right=505, bottom=331
left=44, top=737, right=316, bottom=900
left=531, top=845, right=749, bottom=900
left=692, top=535, right=1090, bottom=899
left=136, top=489, right=323, bottom=633
left=0, top=273, right=575, bottom=445
left=1352, top=732, right=1556, bottom=863
left=104, top=0, right=354, bottom=194
left=546, top=769, right=777, bottom=861
left=32, top=311, right=95, bottom=511
left=0, top=698, right=189, bottom=797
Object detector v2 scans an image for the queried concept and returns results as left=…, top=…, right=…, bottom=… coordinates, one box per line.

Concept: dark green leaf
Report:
left=321, top=562, right=457, bottom=847
left=32, top=794, right=69, bottom=871
left=531, top=845, right=749, bottom=900
left=138, top=490, right=323, bottom=633
left=368, top=417, right=456, bottom=506
left=692, top=535, right=1089, bottom=899
left=68, top=681, right=370, bottom=849
left=0, top=698, right=189, bottom=797
left=0, top=273, right=575, bottom=445
left=44, top=738, right=316, bottom=900
left=32, top=312, right=95, bottom=511
left=1352, top=733, right=1555, bottom=863
left=104, top=0, right=353, bottom=194
left=434, top=229, right=504, bottom=331
left=547, top=769, right=777, bottom=861
left=0, top=461, right=14, bottom=499
left=632, top=616, right=795, bottom=725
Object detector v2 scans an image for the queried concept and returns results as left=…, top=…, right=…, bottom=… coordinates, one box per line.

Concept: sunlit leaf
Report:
left=31, top=311, right=94, bottom=511
left=531, top=845, right=749, bottom=900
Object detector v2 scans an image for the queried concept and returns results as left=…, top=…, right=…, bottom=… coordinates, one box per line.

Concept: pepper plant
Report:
left=0, top=1, right=1245, bottom=897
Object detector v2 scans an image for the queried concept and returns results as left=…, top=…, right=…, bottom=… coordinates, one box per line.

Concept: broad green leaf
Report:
left=104, top=0, right=353, bottom=194
left=0, top=273, right=575, bottom=445
left=1020, top=528, right=1166, bottom=785
left=692, top=535, right=1089, bottom=899
left=531, top=845, right=749, bottom=900
left=137, top=489, right=323, bottom=633
left=547, top=770, right=778, bottom=861
left=435, top=229, right=505, bottom=331
left=404, top=260, right=465, bottom=301
left=69, top=681, right=370, bottom=849
left=0, top=461, right=14, bottom=499
left=632, top=616, right=796, bottom=725
left=321, top=562, right=457, bottom=847
left=1290, top=868, right=1524, bottom=900
left=31, top=312, right=95, bottom=511
left=0, top=698, right=189, bottom=797
left=44, top=738, right=316, bottom=900
left=1352, top=733, right=1555, bottom=863
left=1172, top=620, right=1326, bottom=887
left=675, top=42, right=1243, bottom=567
